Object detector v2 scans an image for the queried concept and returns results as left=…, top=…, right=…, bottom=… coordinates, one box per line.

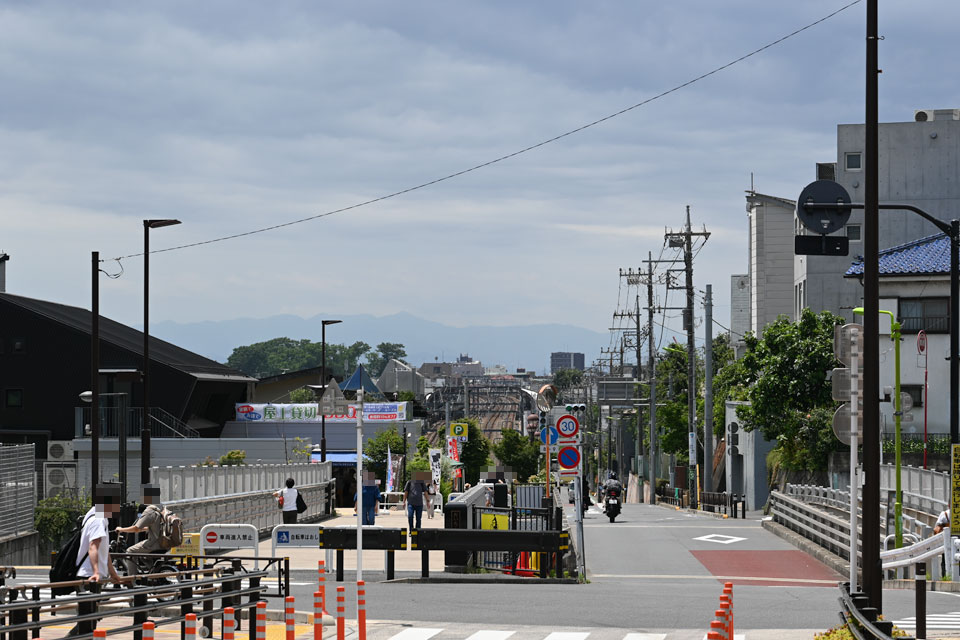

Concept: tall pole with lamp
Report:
left=320, top=319, right=342, bottom=462
left=142, top=219, right=180, bottom=487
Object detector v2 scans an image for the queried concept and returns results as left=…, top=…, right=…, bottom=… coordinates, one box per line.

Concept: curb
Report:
left=383, top=576, right=578, bottom=585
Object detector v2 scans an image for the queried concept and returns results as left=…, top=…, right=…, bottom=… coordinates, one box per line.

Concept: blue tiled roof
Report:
left=845, top=233, right=950, bottom=276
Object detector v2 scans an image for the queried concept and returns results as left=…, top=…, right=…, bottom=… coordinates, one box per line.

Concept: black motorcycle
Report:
left=602, top=486, right=622, bottom=522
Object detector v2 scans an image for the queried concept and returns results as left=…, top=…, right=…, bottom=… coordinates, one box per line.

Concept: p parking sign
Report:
left=450, top=422, right=468, bottom=442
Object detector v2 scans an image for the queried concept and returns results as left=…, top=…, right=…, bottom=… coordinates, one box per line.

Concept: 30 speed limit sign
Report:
left=555, top=414, right=579, bottom=438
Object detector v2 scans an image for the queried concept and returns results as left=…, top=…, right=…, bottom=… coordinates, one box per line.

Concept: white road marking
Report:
left=892, top=611, right=960, bottom=629
left=693, top=534, right=746, bottom=544
left=543, top=633, right=590, bottom=640
left=623, top=634, right=667, bottom=640
left=389, top=629, right=444, bottom=640
left=465, top=631, right=516, bottom=640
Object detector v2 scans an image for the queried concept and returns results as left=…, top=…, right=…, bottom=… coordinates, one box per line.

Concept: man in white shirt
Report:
left=68, top=485, right=122, bottom=636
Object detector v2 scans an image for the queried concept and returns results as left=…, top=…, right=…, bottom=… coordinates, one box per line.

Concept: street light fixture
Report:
left=321, top=319, right=342, bottom=462
left=143, top=219, right=181, bottom=487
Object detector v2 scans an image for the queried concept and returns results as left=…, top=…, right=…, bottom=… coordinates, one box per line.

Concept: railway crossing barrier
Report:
left=410, top=528, right=569, bottom=578
left=317, top=527, right=408, bottom=581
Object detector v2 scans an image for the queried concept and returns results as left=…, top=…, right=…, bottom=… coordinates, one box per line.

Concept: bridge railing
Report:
left=154, top=461, right=331, bottom=501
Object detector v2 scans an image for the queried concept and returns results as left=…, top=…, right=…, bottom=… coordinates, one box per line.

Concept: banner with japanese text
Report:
left=235, top=402, right=408, bottom=422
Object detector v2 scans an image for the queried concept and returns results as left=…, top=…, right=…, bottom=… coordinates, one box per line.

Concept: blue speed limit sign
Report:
left=557, top=446, right=580, bottom=469
left=555, top=414, right=579, bottom=438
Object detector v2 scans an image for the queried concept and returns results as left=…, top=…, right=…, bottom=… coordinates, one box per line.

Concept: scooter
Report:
left=603, top=487, right=622, bottom=523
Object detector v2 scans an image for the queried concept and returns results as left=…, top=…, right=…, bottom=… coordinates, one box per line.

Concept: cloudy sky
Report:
left=3, top=1, right=958, bottom=354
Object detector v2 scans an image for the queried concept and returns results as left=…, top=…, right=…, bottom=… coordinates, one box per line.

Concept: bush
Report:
left=219, top=450, right=246, bottom=466
left=35, top=491, right=90, bottom=547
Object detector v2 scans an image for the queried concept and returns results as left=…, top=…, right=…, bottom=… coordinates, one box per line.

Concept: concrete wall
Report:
left=747, top=193, right=795, bottom=334
left=0, top=531, right=40, bottom=566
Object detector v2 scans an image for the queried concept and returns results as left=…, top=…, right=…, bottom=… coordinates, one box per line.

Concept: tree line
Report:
left=225, top=337, right=407, bottom=379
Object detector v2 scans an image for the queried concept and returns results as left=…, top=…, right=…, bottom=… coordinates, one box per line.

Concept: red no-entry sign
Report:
left=205, top=531, right=218, bottom=544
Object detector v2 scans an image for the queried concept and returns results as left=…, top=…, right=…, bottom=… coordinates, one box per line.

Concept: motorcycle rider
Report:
left=599, top=471, right=623, bottom=507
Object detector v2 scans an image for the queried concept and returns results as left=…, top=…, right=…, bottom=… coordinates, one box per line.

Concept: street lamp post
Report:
left=143, top=219, right=180, bottom=487
left=90, top=252, right=100, bottom=501
left=320, top=319, right=342, bottom=462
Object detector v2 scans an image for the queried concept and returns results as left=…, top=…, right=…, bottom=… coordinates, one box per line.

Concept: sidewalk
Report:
left=226, top=506, right=446, bottom=574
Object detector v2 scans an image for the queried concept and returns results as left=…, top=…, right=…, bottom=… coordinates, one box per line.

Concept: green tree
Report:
left=491, top=428, right=540, bottom=481
left=457, top=418, right=492, bottom=484
left=719, top=309, right=844, bottom=471
left=288, top=387, right=314, bottom=403
left=365, top=342, right=408, bottom=378
left=225, top=337, right=373, bottom=379
left=552, top=368, right=584, bottom=390
left=363, top=426, right=405, bottom=485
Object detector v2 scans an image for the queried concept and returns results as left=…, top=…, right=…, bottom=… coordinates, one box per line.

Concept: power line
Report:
left=111, top=1, right=861, bottom=263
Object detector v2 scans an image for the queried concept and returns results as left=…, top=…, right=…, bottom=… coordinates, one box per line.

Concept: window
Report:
left=845, top=152, right=862, bottom=171
left=4, top=389, right=23, bottom=408
left=846, top=224, right=862, bottom=241
left=901, top=384, right=924, bottom=408
left=900, top=297, right=949, bottom=333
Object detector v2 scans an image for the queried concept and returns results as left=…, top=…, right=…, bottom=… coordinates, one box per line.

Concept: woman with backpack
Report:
left=274, top=477, right=300, bottom=524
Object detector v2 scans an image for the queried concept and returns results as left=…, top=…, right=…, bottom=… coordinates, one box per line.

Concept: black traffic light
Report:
left=565, top=404, right=586, bottom=412
left=539, top=411, right=548, bottom=429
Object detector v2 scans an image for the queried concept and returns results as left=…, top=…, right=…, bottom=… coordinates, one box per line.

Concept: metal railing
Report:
left=0, top=560, right=268, bottom=640
left=0, top=445, right=35, bottom=539
left=838, top=583, right=896, bottom=640
left=699, top=491, right=745, bottom=518
left=74, top=407, right=201, bottom=439
left=770, top=490, right=854, bottom=560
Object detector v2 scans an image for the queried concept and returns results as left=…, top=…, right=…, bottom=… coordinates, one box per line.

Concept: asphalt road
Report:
left=282, top=502, right=960, bottom=636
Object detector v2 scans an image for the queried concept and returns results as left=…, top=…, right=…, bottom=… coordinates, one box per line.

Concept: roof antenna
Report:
left=750, top=172, right=755, bottom=192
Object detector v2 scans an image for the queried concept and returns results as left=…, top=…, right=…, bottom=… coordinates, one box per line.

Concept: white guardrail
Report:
left=880, top=528, right=957, bottom=580
left=153, top=462, right=331, bottom=501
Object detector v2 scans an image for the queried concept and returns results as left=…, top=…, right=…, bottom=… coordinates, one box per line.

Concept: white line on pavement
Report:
left=389, top=628, right=444, bottom=640
left=465, top=631, right=516, bottom=640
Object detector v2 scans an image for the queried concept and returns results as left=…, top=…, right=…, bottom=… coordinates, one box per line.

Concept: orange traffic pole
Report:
left=285, top=595, right=296, bottom=640
left=358, top=580, right=367, bottom=640
left=336, top=585, right=346, bottom=640
left=314, top=590, right=324, bottom=640
left=141, top=621, right=155, bottom=640
left=94, top=631, right=106, bottom=639
left=224, top=607, right=236, bottom=640
left=185, top=613, right=197, bottom=640
left=256, top=601, right=267, bottom=640
left=318, top=559, right=329, bottom=614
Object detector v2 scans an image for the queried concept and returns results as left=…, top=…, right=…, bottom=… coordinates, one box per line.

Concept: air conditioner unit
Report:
left=47, top=440, right=74, bottom=461
left=915, top=110, right=935, bottom=122
left=44, top=462, right=78, bottom=498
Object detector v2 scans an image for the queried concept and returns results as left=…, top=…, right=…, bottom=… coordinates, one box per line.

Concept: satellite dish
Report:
left=536, top=384, right=558, bottom=412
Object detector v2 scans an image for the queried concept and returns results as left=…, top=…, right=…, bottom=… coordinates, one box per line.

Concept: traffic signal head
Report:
left=565, top=404, right=586, bottom=413
left=539, top=411, right=547, bottom=428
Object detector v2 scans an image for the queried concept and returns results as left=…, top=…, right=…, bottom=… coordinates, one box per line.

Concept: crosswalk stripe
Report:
left=543, top=633, right=590, bottom=640
left=465, top=631, right=516, bottom=640
left=389, top=628, right=444, bottom=640
left=623, top=634, right=667, bottom=640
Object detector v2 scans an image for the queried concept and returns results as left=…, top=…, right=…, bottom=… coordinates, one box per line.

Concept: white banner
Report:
left=429, top=448, right=442, bottom=486
left=235, top=402, right=408, bottom=422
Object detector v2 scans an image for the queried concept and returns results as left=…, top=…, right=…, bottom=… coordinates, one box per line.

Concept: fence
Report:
left=0, top=445, right=35, bottom=539
left=154, top=461, right=331, bottom=501
left=75, top=406, right=200, bottom=439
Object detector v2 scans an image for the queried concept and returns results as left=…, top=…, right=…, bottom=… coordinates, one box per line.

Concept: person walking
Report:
left=354, top=471, right=381, bottom=525
left=424, top=480, right=438, bottom=518
left=274, top=478, right=300, bottom=524
left=403, top=472, right=428, bottom=531
left=115, top=484, right=165, bottom=579
left=67, top=484, right=122, bottom=636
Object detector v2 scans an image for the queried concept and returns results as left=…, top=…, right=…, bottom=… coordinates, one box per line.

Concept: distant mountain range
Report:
left=150, top=311, right=608, bottom=375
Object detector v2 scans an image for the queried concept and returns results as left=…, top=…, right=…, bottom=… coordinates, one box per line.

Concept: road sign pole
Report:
left=356, top=389, right=364, bottom=583
left=849, top=344, right=859, bottom=591
left=545, top=437, right=551, bottom=499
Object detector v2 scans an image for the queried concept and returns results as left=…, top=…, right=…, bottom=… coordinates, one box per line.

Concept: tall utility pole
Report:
left=703, top=284, right=714, bottom=493
left=862, top=0, right=881, bottom=611
left=616, top=271, right=651, bottom=487
left=667, top=206, right=709, bottom=507
left=646, top=254, right=657, bottom=503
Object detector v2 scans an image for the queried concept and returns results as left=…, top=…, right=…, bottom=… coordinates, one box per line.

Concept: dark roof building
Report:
left=0, top=292, right=255, bottom=452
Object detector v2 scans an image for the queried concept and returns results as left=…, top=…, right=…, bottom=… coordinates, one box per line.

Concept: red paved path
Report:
left=690, top=549, right=843, bottom=587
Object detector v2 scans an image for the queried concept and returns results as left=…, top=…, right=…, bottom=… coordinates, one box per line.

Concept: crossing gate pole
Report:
left=256, top=601, right=267, bottom=640
left=336, top=586, right=345, bottom=640
left=314, top=591, right=324, bottom=640
left=285, top=596, right=295, bottom=640
left=224, top=607, right=236, bottom=640
left=358, top=580, right=367, bottom=640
